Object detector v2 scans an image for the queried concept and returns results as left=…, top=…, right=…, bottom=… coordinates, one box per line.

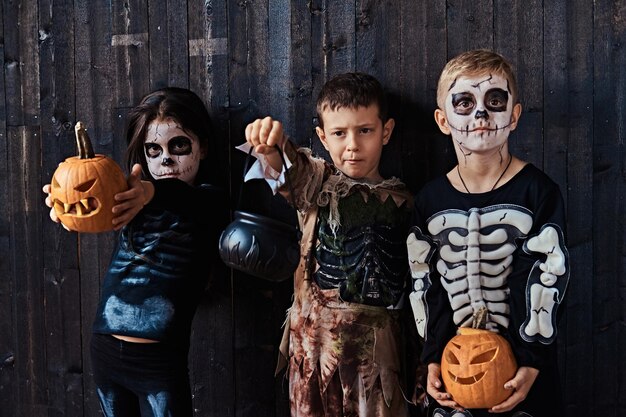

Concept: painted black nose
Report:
left=475, top=109, right=489, bottom=120
left=162, top=157, right=174, bottom=166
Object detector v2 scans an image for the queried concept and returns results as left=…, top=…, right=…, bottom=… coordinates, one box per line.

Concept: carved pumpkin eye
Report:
left=445, top=344, right=460, bottom=364
left=470, top=347, right=497, bottom=364
left=74, top=178, right=96, bottom=192
left=52, top=175, right=61, bottom=189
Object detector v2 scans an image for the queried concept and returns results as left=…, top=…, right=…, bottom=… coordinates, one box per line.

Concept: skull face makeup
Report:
left=144, top=118, right=204, bottom=184
left=441, top=73, right=519, bottom=154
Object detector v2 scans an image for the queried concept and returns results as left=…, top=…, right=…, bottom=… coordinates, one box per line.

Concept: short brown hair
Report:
left=316, top=72, right=388, bottom=128
left=436, top=49, right=519, bottom=110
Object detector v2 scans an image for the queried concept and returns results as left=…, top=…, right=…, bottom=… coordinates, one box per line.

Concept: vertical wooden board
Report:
left=355, top=0, right=403, bottom=180
left=43, top=268, right=84, bottom=416
left=266, top=7, right=298, bottom=414
left=308, top=0, right=357, bottom=159
left=396, top=1, right=443, bottom=193
left=187, top=1, right=235, bottom=416
left=396, top=5, right=448, bottom=406
left=227, top=4, right=279, bottom=415
left=269, top=0, right=292, bottom=123
left=308, top=0, right=330, bottom=155
left=0, top=39, right=16, bottom=414
left=509, top=112, right=543, bottom=168
left=111, top=0, right=150, bottom=107
left=592, top=1, right=625, bottom=415
left=75, top=1, right=118, bottom=159
left=273, top=4, right=313, bottom=414
left=19, top=0, right=40, bottom=127
left=288, top=0, right=314, bottom=146
left=401, top=1, right=451, bottom=193
left=494, top=0, right=544, bottom=166
left=165, top=0, right=190, bottom=87
left=188, top=0, right=230, bottom=187
left=246, top=0, right=270, bottom=112
left=148, top=0, right=189, bottom=89
left=188, top=277, right=234, bottom=417
left=562, top=2, right=595, bottom=416
left=2, top=0, right=40, bottom=127
left=227, top=3, right=295, bottom=414
left=267, top=0, right=299, bottom=244
left=543, top=0, right=573, bottom=409
left=8, top=126, right=47, bottom=417
left=2, top=1, right=23, bottom=127
left=322, top=0, right=356, bottom=76
left=226, top=0, right=255, bottom=188
left=271, top=281, right=293, bottom=417
left=148, top=0, right=174, bottom=89
left=232, top=277, right=281, bottom=417
left=446, top=0, right=494, bottom=57
left=541, top=17, right=568, bottom=402
left=309, top=0, right=325, bottom=147
left=542, top=0, right=568, bottom=182
left=38, top=1, right=85, bottom=416
left=74, top=2, right=119, bottom=415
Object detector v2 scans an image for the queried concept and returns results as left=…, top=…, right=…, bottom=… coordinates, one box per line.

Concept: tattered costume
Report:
left=272, top=143, right=414, bottom=417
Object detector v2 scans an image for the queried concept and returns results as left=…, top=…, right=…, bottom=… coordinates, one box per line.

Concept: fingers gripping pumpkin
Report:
left=49, top=122, right=128, bottom=233
left=441, top=327, right=517, bottom=409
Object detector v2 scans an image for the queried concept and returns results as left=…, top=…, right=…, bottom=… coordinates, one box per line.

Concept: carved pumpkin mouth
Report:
left=447, top=371, right=486, bottom=385
left=54, top=197, right=100, bottom=216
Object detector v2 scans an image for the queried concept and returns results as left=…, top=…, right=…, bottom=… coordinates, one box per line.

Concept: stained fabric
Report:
left=285, top=285, right=408, bottom=417
left=276, top=142, right=415, bottom=417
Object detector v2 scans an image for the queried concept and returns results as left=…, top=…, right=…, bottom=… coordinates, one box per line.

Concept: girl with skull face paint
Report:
left=407, top=50, right=569, bottom=417
left=43, top=87, right=227, bottom=417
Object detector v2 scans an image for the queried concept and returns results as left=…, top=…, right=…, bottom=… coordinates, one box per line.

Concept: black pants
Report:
left=90, top=333, right=192, bottom=417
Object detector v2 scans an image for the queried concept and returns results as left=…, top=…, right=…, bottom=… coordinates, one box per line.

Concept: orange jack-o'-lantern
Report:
left=49, top=122, right=127, bottom=233
left=441, top=327, right=517, bottom=409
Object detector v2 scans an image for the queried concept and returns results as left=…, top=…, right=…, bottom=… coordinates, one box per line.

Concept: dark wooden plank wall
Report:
left=0, top=1, right=623, bottom=416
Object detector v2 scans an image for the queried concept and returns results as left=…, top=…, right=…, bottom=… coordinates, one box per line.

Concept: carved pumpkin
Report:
left=49, top=122, right=127, bottom=233
left=441, top=327, right=517, bottom=409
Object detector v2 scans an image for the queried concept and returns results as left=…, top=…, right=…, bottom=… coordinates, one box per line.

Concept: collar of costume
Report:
left=316, top=170, right=408, bottom=234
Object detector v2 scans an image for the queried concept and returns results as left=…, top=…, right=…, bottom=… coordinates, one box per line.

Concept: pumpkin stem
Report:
left=75, top=121, right=95, bottom=159
left=471, top=306, right=488, bottom=329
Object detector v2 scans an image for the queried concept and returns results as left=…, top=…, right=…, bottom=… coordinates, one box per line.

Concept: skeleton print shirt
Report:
left=280, top=142, right=414, bottom=309
left=408, top=164, right=569, bottom=369
left=92, top=179, right=225, bottom=346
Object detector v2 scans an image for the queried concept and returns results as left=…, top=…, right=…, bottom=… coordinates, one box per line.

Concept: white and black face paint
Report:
left=144, top=118, right=202, bottom=184
left=444, top=74, right=514, bottom=154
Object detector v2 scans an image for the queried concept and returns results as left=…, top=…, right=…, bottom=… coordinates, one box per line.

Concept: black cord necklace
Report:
left=457, top=153, right=513, bottom=194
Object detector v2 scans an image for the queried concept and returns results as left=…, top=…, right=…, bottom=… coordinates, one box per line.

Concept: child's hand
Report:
left=488, top=366, right=539, bottom=413
left=111, top=164, right=154, bottom=231
left=42, top=183, right=70, bottom=230
left=426, top=362, right=462, bottom=410
left=245, top=117, right=285, bottom=155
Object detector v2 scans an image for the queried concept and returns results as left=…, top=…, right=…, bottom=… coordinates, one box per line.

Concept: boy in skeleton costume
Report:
left=407, top=50, right=569, bottom=417
left=241, top=73, right=414, bottom=416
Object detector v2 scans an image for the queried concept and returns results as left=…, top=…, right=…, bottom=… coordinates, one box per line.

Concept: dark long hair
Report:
left=125, top=87, right=215, bottom=184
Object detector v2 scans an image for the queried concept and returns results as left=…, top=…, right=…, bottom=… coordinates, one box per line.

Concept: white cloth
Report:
left=235, top=142, right=292, bottom=194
